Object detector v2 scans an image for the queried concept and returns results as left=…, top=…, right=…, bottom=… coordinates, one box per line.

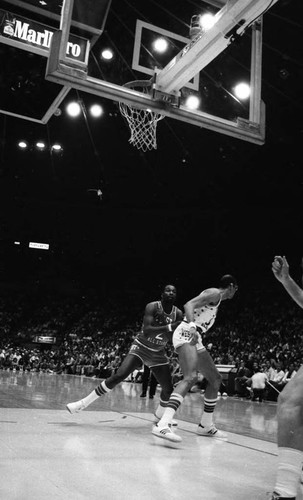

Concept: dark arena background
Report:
left=0, top=1, right=303, bottom=499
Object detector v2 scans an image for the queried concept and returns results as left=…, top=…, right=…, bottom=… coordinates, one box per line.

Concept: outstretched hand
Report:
left=272, top=255, right=290, bottom=283
left=189, top=325, right=199, bottom=345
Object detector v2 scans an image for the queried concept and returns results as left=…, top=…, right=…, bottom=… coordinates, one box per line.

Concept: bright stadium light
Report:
left=35, top=141, right=46, bottom=150
left=185, top=95, right=200, bottom=110
left=66, top=101, right=81, bottom=117
left=51, top=143, right=63, bottom=152
left=234, top=82, right=251, bottom=100
left=153, top=37, right=169, bottom=54
left=101, top=48, right=113, bottom=60
left=89, top=104, right=104, bottom=117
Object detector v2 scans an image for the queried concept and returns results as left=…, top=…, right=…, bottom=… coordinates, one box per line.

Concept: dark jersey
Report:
left=134, top=301, right=177, bottom=352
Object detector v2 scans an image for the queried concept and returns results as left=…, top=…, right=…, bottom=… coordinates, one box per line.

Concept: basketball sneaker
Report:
left=152, top=424, right=182, bottom=443
left=66, top=399, right=86, bottom=414
left=197, top=424, right=227, bottom=439
left=154, top=414, right=178, bottom=426
left=266, top=493, right=296, bottom=499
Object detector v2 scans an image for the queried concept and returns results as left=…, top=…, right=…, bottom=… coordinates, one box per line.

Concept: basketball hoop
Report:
left=119, top=80, right=164, bottom=152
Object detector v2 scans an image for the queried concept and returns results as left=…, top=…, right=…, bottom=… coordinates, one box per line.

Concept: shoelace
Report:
left=159, top=427, right=173, bottom=435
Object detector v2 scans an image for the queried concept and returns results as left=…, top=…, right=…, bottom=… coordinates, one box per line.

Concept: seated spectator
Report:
left=0, top=349, right=5, bottom=369
left=280, top=362, right=297, bottom=387
left=248, top=365, right=268, bottom=402
left=267, top=361, right=285, bottom=401
left=263, top=359, right=276, bottom=381
left=65, top=354, right=77, bottom=375
left=234, top=360, right=252, bottom=397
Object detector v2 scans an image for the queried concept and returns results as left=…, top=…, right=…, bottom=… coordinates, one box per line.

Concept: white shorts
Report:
left=173, top=321, right=205, bottom=351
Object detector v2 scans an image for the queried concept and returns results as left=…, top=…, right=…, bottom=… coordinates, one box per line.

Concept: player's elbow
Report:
left=184, top=301, right=192, bottom=312
left=142, top=327, right=150, bottom=337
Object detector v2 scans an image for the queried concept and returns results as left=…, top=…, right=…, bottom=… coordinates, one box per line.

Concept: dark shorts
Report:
left=129, top=341, right=169, bottom=368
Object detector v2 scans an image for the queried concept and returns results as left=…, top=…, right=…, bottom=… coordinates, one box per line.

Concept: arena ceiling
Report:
left=0, top=0, right=302, bottom=291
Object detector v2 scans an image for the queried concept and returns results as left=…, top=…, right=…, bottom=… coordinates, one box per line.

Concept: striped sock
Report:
left=82, top=381, right=111, bottom=407
left=95, top=380, right=111, bottom=396
left=158, top=393, right=183, bottom=427
left=200, top=397, right=218, bottom=427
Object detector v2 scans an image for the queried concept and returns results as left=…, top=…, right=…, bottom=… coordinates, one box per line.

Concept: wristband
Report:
left=167, top=324, right=172, bottom=332
left=189, top=322, right=196, bottom=329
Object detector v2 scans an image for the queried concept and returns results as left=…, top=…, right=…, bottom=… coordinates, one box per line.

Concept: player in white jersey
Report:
left=152, top=274, right=238, bottom=443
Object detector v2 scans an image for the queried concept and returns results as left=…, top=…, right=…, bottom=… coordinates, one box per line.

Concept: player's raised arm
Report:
left=272, top=255, right=303, bottom=309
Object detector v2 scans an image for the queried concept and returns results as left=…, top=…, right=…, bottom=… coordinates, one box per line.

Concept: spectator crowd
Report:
left=1, top=285, right=303, bottom=401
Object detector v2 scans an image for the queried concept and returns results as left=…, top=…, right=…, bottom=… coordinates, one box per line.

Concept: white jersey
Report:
left=192, top=298, right=221, bottom=333
left=173, top=293, right=221, bottom=351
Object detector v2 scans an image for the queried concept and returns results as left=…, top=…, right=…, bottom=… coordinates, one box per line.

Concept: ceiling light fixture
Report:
left=101, top=49, right=113, bottom=60
left=66, top=102, right=81, bottom=117
left=153, top=37, right=169, bottom=54
left=200, top=13, right=216, bottom=31
left=185, top=95, right=200, bottom=110
left=234, top=82, right=250, bottom=100
left=89, top=104, right=103, bottom=117
left=51, top=144, right=63, bottom=152
left=18, top=141, right=28, bottom=149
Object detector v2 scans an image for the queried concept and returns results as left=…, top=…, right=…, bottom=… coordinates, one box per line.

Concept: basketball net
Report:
left=119, top=80, right=164, bottom=152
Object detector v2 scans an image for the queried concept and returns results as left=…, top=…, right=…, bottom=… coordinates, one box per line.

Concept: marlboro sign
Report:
left=0, top=9, right=89, bottom=62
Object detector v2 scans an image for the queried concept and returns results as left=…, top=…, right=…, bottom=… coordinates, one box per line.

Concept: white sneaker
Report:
left=152, top=424, right=182, bottom=443
left=197, top=424, right=227, bottom=439
left=154, top=414, right=178, bottom=426
left=66, top=400, right=86, bottom=414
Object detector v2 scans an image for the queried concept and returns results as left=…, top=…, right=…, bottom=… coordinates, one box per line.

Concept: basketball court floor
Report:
left=0, top=370, right=301, bottom=500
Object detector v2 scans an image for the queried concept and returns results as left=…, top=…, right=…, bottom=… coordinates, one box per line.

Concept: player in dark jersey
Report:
left=66, top=285, right=183, bottom=422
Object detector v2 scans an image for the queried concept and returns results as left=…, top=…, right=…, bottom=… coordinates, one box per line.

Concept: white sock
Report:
left=159, top=408, right=176, bottom=427
left=158, top=393, right=183, bottom=427
left=155, top=399, right=168, bottom=419
left=275, top=447, right=303, bottom=498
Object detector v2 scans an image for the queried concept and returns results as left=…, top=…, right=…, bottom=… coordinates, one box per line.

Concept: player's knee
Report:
left=160, top=387, right=173, bottom=400
left=183, top=373, right=198, bottom=388
left=278, top=385, right=302, bottom=414
left=278, top=399, right=300, bottom=426
left=160, top=381, right=174, bottom=396
left=110, top=371, right=126, bottom=384
left=213, top=370, right=222, bottom=385
left=167, top=381, right=174, bottom=393
left=208, top=371, right=222, bottom=390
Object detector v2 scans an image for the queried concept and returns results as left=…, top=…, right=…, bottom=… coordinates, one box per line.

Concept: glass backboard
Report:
left=1, top=0, right=279, bottom=142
